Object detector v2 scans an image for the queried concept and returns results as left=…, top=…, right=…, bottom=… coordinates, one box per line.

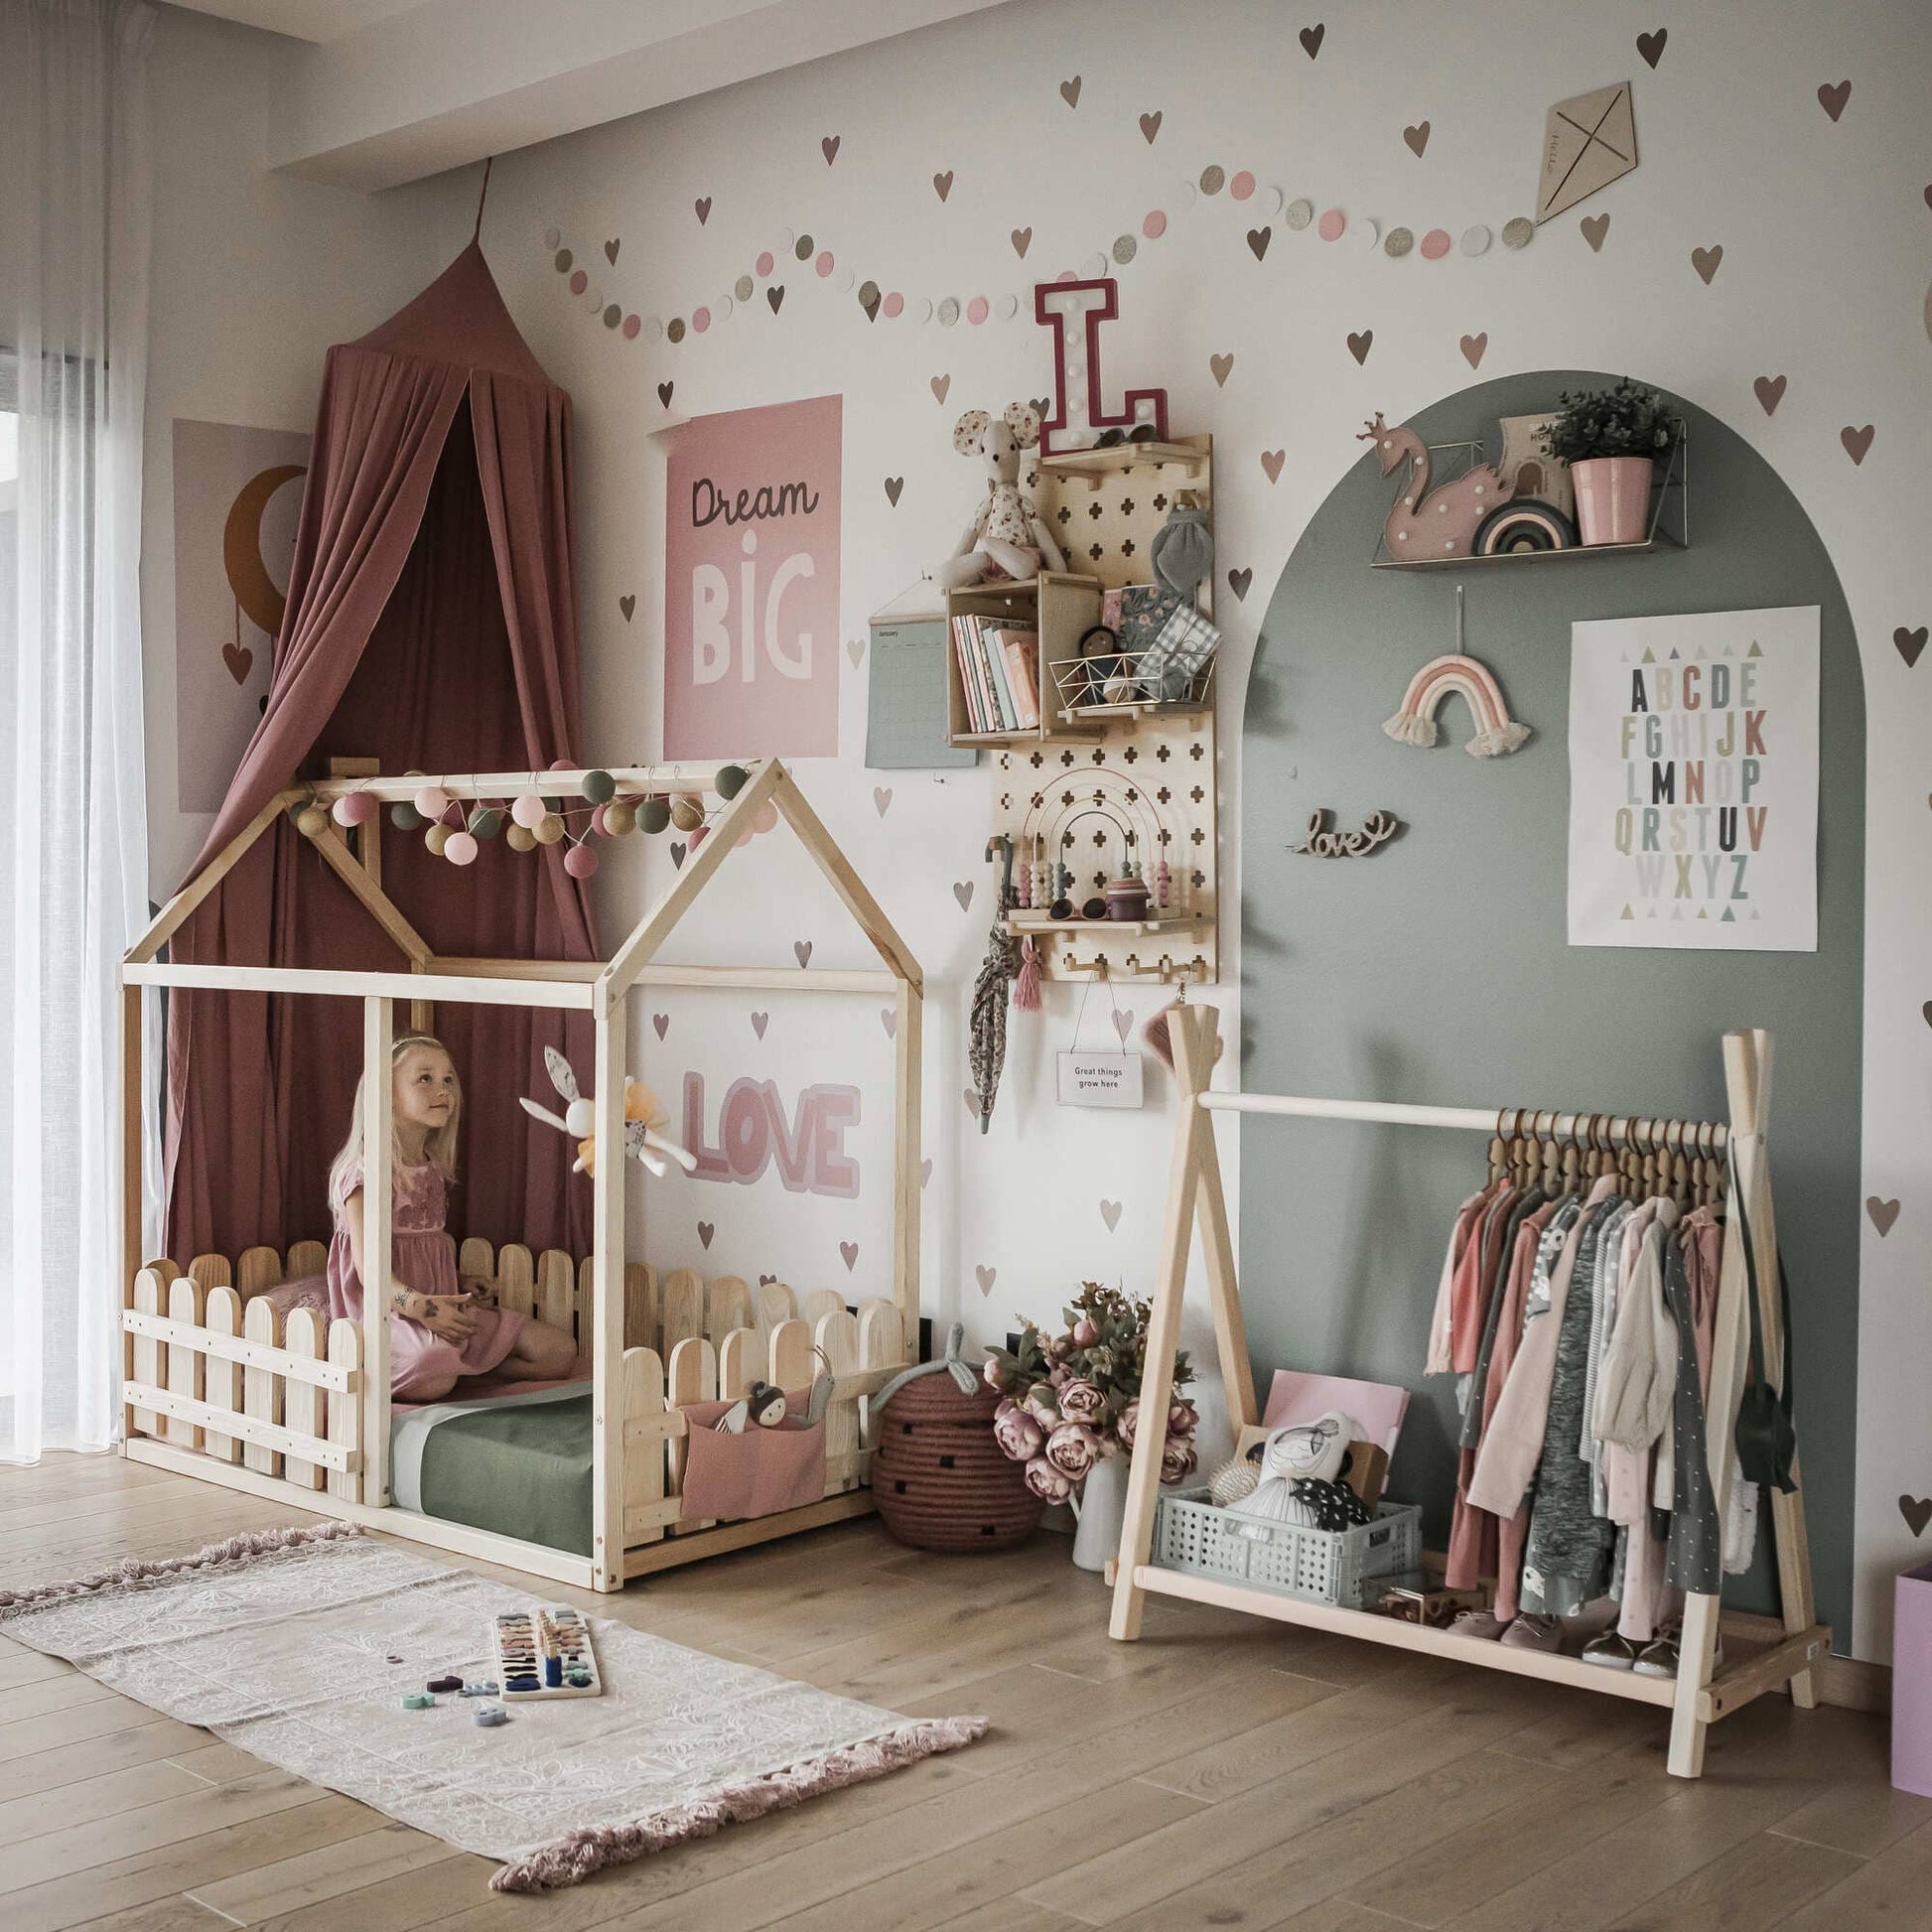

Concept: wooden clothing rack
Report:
left=1110, top=1005, right=1828, bottom=1778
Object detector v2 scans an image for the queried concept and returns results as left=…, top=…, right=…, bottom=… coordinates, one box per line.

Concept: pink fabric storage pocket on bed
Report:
left=679, top=1390, right=827, bottom=1522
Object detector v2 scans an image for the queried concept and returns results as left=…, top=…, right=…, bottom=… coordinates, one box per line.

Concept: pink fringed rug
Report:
left=0, top=1523, right=984, bottom=1891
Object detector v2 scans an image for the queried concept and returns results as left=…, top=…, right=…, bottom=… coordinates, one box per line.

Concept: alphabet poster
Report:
left=662, top=394, right=842, bottom=759
left=171, top=418, right=309, bottom=811
left=1566, top=606, right=1819, bottom=951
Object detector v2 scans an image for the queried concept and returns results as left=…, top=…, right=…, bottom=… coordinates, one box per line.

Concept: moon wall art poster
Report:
left=170, top=418, right=309, bottom=811
left=662, top=394, right=843, bottom=759
left=1566, top=605, right=1820, bottom=951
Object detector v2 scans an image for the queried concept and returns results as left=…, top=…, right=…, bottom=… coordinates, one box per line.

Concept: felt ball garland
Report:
left=333, top=791, right=376, bottom=827
left=425, top=822, right=453, bottom=857
left=389, top=800, right=423, bottom=831
left=444, top=830, right=479, bottom=866
left=295, top=804, right=331, bottom=839
left=505, top=822, right=537, bottom=852
left=640, top=796, right=671, bottom=835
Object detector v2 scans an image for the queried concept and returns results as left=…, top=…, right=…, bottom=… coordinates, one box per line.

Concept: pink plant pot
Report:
left=1572, top=456, right=1654, bottom=546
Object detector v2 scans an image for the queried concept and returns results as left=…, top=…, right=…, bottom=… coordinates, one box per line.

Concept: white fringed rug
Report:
left=0, top=1523, right=984, bottom=1891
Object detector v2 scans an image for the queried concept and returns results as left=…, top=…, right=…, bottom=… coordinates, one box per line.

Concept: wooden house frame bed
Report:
left=117, top=758, right=921, bottom=1592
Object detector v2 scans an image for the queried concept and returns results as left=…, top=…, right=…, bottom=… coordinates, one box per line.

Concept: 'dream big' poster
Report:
left=1566, top=606, right=1820, bottom=951
left=662, top=395, right=842, bottom=759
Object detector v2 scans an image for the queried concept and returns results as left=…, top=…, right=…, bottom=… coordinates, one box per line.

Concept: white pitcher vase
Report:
left=1068, top=1453, right=1129, bottom=1572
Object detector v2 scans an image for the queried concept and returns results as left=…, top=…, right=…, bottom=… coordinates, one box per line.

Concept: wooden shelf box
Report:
left=945, top=572, right=1103, bottom=746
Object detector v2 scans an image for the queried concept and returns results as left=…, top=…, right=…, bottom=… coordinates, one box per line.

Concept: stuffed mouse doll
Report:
left=933, top=403, right=1068, bottom=590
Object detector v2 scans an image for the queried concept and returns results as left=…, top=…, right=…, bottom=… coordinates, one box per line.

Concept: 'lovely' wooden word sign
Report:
left=1289, top=809, right=1402, bottom=858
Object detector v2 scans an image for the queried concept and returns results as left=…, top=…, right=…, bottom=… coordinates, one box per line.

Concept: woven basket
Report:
left=872, top=1375, right=1045, bottom=1553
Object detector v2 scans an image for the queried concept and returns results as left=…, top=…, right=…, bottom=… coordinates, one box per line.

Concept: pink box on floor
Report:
left=1892, top=1560, right=1932, bottom=1794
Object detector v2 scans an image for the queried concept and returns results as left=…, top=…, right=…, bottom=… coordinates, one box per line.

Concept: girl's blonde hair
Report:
left=327, top=1034, right=462, bottom=1216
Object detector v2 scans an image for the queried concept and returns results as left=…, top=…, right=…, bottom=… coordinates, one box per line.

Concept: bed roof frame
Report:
left=119, top=758, right=924, bottom=1589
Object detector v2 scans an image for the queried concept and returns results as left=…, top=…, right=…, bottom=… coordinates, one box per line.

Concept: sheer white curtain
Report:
left=0, top=0, right=157, bottom=1460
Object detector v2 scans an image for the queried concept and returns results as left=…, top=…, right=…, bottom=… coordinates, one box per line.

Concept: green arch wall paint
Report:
left=1239, top=372, right=1863, bottom=1637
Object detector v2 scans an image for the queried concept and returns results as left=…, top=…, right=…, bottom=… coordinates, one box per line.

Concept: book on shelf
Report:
left=952, top=615, right=984, bottom=731
left=991, top=626, right=1039, bottom=730
left=982, top=621, right=1019, bottom=731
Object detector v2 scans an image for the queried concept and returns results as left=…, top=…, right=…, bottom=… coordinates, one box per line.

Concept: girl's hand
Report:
left=461, top=1276, right=498, bottom=1308
left=419, top=1296, right=480, bottom=1345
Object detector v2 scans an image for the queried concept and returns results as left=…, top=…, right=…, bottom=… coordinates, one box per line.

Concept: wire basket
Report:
left=1152, top=1487, right=1423, bottom=1607
left=1046, top=642, right=1218, bottom=725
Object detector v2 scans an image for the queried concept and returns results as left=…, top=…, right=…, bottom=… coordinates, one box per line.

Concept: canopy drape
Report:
left=165, top=242, right=597, bottom=1263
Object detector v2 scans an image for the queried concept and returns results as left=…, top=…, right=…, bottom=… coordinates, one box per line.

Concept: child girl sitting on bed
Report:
left=327, top=1034, right=579, bottom=1402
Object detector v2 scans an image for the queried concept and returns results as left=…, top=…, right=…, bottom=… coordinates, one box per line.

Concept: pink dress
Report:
left=328, top=1161, right=526, bottom=1399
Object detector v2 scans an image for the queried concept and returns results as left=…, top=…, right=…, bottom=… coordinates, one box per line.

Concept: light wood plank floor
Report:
left=0, top=1450, right=1922, bottom=1932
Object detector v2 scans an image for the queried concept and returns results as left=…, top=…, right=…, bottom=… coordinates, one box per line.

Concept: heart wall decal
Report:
left=1210, top=351, right=1234, bottom=387
left=874, top=786, right=894, bottom=816
left=1867, top=1196, right=1901, bottom=1236
left=1903, top=1494, right=1932, bottom=1537
left=651, top=1013, right=669, bottom=1039
left=846, top=635, right=867, bottom=666
left=884, top=477, right=904, bottom=505
left=1692, top=245, right=1724, bottom=285
left=930, top=374, right=951, bottom=403
left=880, top=1006, right=897, bottom=1037
left=751, top=1011, right=769, bottom=1038
left=1261, top=449, right=1285, bottom=483
left=1403, top=121, right=1430, bottom=158
left=1895, top=625, right=1927, bottom=667
left=222, top=641, right=253, bottom=685
left=1842, top=424, right=1874, bottom=466
left=1817, top=79, right=1851, bottom=122
left=1346, top=330, right=1374, bottom=364
left=932, top=170, right=953, bottom=202
left=1753, top=374, right=1787, bottom=415
left=694, top=197, right=712, bottom=224
left=1300, top=22, right=1324, bottom=59
left=1140, top=111, right=1163, bottom=144
left=603, top=237, right=621, bottom=264
left=1059, top=74, right=1081, bottom=107
left=1246, top=226, right=1272, bottom=261
left=793, top=939, right=813, bottom=967
left=620, top=594, right=636, bottom=621
left=821, top=134, right=840, bottom=165
left=698, top=1221, right=716, bottom=1250
left=1099, top=1199, right=1123, bottom=1232
left=1227, top=566, right=1252, bottom=601
left=952, top=881, right=974, bottom=910
left=1581, top=212, right=1610, bottom=252
left=975, top=1264, right=997, bottom=1298
left=766, top=285, right=785, bottom=314
left=1636, top=27, right=1667, bottom=68
left=839, top=1240, right=860, bottom=1272
left=1011, top=227, right=1033, bottom=258
left=1459, top=333, right=1488, bottom=369
left=656, top=381, right=674, bottom=409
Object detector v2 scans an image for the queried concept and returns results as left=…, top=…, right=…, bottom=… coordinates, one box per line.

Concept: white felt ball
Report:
left=333, top=792, right=375, bottom=827
left=511, top=792, right=546, bottom=829
left=414, top=785, right=450, bottom=819
left=444, top=830, right=479, bottom=866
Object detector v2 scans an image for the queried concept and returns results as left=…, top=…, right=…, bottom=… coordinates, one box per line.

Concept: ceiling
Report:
left=161, top=0, right=1014, bottom=192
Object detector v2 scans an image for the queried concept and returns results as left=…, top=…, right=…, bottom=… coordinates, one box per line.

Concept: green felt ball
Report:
left=714, top=762, right=749, bottom=801
left=542, top=795, right=564, bottom=815
left=467, top=807, right=503, bottom=840
left=640, top=796, right=671, bottom=835
left=582, top=767, right=617, bottom=805
left=389, top=801, right=423, bottom=831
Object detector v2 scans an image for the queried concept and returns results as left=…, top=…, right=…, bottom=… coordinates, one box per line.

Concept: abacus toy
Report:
left=491, top=1605, right=603, bottom=1700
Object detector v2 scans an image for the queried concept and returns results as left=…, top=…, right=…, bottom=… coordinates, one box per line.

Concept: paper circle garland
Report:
left=640, top=796, right=672, bottom=835
left=413, top=784, right=450, bottom=819
left=582, top=768, right=617, bottom=805
left=425, top=823, right=453, bottom=857
left=563, top=844, right=599, bottom=879
left=389, top=800, right=423, bottom=831
left=511, top=793, right=546, bottom=829
left=603, top=798, right=637, bottom=836
left=671, top=794, right=705, bottom=832
left=533, top=813, right=566, bottom=846
left=505, top=823, right=536, bottom=853
left=468, top=806, right=502, bottom=839
left=296, top=805, right=331, bottom=839
left=714, top=763, right=749, bottom=800
left=333, top=792, right=376, bottom=827
left=444, top=831, right=479, bottom=866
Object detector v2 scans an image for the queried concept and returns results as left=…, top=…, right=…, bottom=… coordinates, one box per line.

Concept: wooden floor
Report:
left=1, top=1452, right=1927, bottom=1932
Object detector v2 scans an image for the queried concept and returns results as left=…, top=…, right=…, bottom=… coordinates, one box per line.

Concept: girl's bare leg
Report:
left=495, top=1316, right=579, bottom=1380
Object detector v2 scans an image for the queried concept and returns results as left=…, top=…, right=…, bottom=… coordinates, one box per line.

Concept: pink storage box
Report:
left=1893, top=1560, right=1932, bottom=1795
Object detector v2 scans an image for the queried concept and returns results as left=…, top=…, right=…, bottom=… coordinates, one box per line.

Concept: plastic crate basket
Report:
left=1151, top=1488, right=1424, bottom=1608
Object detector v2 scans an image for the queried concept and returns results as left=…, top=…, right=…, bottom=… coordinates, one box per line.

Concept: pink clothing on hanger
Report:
left=1426, top=1189, right=1490, bottom=1376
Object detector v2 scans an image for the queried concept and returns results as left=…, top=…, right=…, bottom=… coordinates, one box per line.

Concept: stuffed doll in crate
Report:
left=1221, top=1410, right=1375, bottom=1537
left=933, top=403, right=1068, bottom=589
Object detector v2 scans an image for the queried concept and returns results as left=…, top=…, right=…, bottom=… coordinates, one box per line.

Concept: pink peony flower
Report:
left=1161, top=1436, right=1198, bottom=1485
left=1117, top=1398, right=1141, bottom=1449
left=1043, top=1421, right=1100, bottom=1480
left=993, top=1405, right=1044, bottom=1463
left=994, top=1398, right=1018, bottom=1425
left=1024, top=1387, right=1061, bottom=1429
left=1071, top=1316, right=1099, bottom=1346
left=1058, top=1377, right=1106, bottom=1425
left=1025, top=1456, right=1073, bottom=1503
left=1169, top=1401, right=1198, bottom=1437
left=1047, top=1364, right=1070, bottom=1388
left=982, top=1358, right=1005, bottom=1391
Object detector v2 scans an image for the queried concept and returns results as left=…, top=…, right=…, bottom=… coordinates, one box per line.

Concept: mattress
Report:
left=390, top=1383, right=593, bottom=1557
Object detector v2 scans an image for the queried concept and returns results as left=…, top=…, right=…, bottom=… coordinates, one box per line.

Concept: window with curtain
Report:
left=0, top=0, right=156, bottom=1462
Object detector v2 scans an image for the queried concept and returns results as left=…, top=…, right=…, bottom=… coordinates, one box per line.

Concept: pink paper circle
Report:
left=621, top=314, right=640, bottom=339
left=1056, top=268, right=1077, bottom=283
left=690, top=824, right=711, bottom=851
left=815, top=250, right=834, bottom=277
left=756, top=251, right=774, bottom=277
left=569, top=269, right=589, bottom=293
left=1317, top=208, right=1346, bottom=241
left=966, top=295, right=989, bottom=324
left=1143, top=209, right=1168, bottom=238
left=882, top=290, right=904, bottom=318
left=692, top=306, right=711, bottom=333
left=1230, top=171, right=1256, bottom=201
left=1420, top=227, right=1451, bottom=259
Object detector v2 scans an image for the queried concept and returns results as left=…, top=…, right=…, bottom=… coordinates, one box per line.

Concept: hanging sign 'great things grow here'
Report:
left=1566, top=606, right=1820, bottom=951
left=663, top=395, right=843, bottom=759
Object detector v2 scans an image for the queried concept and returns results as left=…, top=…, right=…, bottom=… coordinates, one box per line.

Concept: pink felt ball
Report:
left=334, top=791, right=375, bottom=827
left=413, top=784, right=450, bottom=819
left=753, top=800, right=778, bottom=834
left=689, top=824, right=711, bottom=851
left=444, top=831, right=479, bottom=867
left=511, top=792, right=546, bottom=829
left=563, top=843, right=600, bottom=879
left=549, top=758, right=575, bottom=771
left=591, top=804, right=609, bottom=836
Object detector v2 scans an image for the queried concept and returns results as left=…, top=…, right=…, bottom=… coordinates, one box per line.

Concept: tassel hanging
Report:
left=1013, top=936, right=1042, bottom=1012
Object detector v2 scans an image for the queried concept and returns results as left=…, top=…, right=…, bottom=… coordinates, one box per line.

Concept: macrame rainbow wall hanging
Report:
left=1383, top=652, right=1531, bottom=758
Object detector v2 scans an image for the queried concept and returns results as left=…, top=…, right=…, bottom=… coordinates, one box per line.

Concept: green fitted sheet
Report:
left=390, top=1385, right=593, bottom=1557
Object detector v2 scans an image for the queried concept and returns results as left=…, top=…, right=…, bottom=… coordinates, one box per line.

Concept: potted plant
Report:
left=983, top=1283, right=1198, bottom=1572
left=1540, top=380, right=1678, bottom=546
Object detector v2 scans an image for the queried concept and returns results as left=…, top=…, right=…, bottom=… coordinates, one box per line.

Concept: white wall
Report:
left=459, top=0, right=1932, bottom=1660
left=141, top=2, right=467, bottom=896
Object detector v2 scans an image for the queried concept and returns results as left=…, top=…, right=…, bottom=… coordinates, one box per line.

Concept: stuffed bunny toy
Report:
left=933, top=402, right=1068, bottom=590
